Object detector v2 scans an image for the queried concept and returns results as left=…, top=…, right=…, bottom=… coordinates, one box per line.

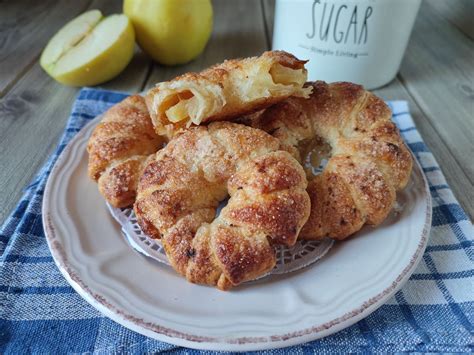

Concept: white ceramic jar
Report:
left=273, top=0, right=422, bottom=89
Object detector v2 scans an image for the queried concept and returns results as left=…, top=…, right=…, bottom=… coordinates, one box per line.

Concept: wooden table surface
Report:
left=1, top=0, right=473, bottom=226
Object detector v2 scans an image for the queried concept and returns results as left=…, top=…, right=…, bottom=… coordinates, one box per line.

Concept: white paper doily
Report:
left=107, top=204, right=333, bottom=276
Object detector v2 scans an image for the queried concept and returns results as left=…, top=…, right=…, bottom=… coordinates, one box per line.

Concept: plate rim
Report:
left=42, top=116, right=432, bottom=351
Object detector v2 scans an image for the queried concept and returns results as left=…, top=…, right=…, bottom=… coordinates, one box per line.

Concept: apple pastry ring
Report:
left=250, top=81, right=413, bottom=240
left=134, top=122, right=310, bottom=290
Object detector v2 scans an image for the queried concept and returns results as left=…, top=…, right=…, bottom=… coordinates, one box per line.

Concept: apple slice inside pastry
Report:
left=161, top=64, right=307, bottom=126
left=146, top=51, right=312, bottom=138
left=269, top=63, right=306, bottom=87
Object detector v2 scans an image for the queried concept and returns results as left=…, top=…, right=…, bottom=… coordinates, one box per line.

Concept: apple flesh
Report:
left=40, top=10, right=135, bottom=86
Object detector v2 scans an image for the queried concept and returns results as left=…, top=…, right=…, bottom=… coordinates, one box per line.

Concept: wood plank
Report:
left=144, top=0, right=268, bottom=90
left=0, top=70, right=79, bottom=225
left=98, top=46, right=151, bottom=93
left=262, top=0, right=275, bottom=46
left=374, top=78, right=473, bottom=219
left=426, top=0, right=474, bottom=40
left=399, top=0, right=474, bottom=181
left=0, top=0, right=149, bottom=225
left=0, top=0, right=92, bottom=96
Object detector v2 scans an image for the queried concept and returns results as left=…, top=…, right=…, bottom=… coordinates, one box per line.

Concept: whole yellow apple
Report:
left=123, top=0, right=213, bottom=65
left=40, top=10, right=135, bottom=86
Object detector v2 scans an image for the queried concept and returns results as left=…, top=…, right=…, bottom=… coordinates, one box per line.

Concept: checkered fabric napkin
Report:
left=0, top=88, right=472, bottom=353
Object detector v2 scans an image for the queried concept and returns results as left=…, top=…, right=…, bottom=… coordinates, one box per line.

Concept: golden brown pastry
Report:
left=250, top=81, right=413, bottom=240
left=87, top=95, right=164, bottom=208
left=145, top=50, right=312, bottom=138
left=134, top=122, right=310, bottom=290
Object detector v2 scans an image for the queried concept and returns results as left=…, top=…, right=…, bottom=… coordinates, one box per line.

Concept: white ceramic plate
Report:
left=43, top=115, right=431, bottom=351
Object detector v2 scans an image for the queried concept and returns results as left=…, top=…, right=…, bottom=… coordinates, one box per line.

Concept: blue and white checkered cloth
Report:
left=0, top=88, right=472, bottom=353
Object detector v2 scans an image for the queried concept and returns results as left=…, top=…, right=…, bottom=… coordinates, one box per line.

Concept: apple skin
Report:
left=53, top=20, right=135, bottom=86
left=124, top=0, right=213, bottom=66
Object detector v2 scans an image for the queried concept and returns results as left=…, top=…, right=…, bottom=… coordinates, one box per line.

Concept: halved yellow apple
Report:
left=40, top=10, right=135, bottom=86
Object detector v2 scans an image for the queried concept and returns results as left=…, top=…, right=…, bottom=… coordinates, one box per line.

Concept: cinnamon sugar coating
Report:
left=87, top=95, right=164, bottom=207
left=250, top=81, right=413, bottom=240
left=134, top=122, right=310, bottom=290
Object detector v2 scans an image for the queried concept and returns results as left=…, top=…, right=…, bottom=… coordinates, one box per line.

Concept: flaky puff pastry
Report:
left=249, top=82, right=413, bottom=240
left=145, top=51, right=312, bottom=138
left=87, top=95, right=164, bottom=207
left=134, top=122, right=310, bottom=290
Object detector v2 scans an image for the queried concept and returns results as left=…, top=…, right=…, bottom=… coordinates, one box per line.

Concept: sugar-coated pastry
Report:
left=145, top=50, right=312, bottom=138
left=87, top=95, right=164, bottom=207
left=250, top=81, right=413, bottom=240
left=134, top=122, right=310, bottom=290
